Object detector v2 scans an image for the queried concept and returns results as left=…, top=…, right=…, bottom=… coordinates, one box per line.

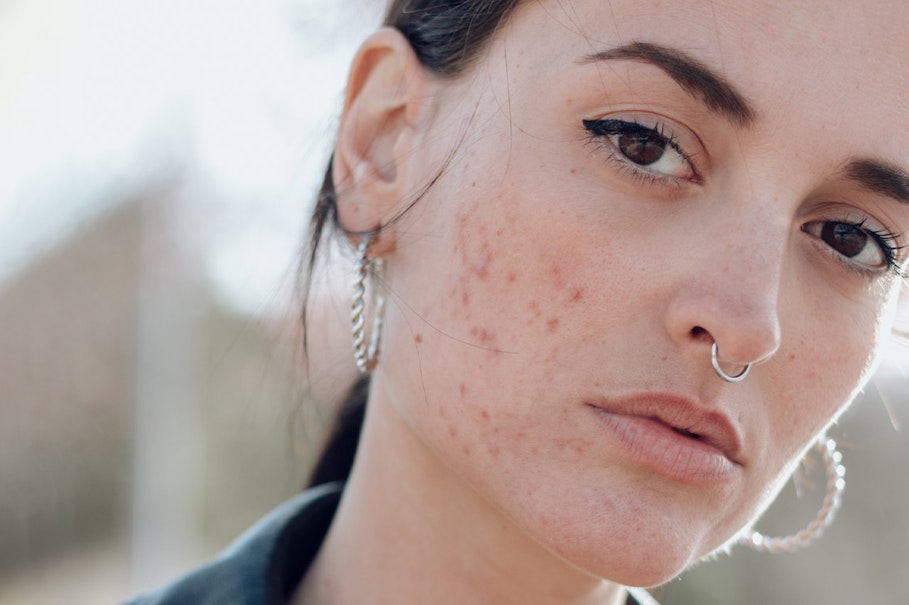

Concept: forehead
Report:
left=495, top=0, right=909, bottom=156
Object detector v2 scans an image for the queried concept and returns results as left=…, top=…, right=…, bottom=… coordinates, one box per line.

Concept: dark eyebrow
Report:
left=579, top=41, right=756, bottom=128
left=843, top=159, right=909, bottom=205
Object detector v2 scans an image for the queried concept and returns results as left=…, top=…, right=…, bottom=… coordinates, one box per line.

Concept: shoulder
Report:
left=122, top=482, right=344, bottom=605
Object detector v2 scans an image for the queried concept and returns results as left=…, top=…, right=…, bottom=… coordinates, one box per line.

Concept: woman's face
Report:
left=363, top=0, right=909, bottom=587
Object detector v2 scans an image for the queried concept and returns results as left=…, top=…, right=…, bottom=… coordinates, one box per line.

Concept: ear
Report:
left=333, top=27, right=428, bottom=258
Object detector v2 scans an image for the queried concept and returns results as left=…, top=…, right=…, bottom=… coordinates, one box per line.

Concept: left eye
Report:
left=802, top=221, right=889, bottom=269
left=583, top=119, right=697, bottom=182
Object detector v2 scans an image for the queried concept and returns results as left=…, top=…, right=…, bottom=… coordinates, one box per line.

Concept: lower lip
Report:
left=587, top=406, right=740, bottom=484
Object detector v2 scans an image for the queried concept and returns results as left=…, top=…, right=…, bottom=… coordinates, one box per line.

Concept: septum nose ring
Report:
left=711, top=342, right=751, bottom=383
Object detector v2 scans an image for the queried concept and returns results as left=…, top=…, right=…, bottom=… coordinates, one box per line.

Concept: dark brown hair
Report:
left=305, top=0, right=523, bottom=487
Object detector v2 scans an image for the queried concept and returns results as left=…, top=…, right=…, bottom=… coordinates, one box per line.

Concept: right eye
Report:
left=583, top=118, right=700, bottom=184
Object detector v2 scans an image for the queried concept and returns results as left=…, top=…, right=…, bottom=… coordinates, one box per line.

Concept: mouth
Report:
left=586, top=394, right=744, bottom=484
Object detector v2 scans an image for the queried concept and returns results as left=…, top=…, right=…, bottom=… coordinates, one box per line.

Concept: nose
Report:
left=664, top=225, right=784, bottom=372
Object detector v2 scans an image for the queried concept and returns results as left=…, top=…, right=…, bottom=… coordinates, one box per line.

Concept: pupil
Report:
left=821, top=223, right=867, bottom=258
left=618, top=133, right=666, bottom=165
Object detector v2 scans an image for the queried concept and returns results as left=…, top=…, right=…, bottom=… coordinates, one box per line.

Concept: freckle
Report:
left=471, top=181, right=477, bottom=187
left=789, top=353, right=796, bottom=361
left=569, top=168, right=577, bottom=175
left=570, top=287, right=584, bottom=302
left=547, top=318, right=560, bottom=333
left=507, top=272, right=516, bottom=282
left=414, top=333, right=423, bottom=344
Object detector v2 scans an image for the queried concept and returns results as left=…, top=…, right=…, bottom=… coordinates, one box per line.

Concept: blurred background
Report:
left=1, top=1, right=907, bottom=604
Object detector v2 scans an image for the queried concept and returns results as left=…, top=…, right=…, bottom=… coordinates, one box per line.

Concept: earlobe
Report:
left=333, top=27, right=427, bottom=257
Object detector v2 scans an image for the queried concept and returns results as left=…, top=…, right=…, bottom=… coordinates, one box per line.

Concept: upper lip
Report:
left=587, top=392, right=744, bottom=465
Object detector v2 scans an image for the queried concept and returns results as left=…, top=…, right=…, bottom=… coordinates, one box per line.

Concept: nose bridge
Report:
left=668, top=198, right=787, bottom=366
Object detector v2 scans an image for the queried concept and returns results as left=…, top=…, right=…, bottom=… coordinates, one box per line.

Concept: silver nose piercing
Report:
left=711, top=342, right=751, bottom=383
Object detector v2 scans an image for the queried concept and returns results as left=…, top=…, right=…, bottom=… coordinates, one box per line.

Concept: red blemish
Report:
left=550, top=265, right=565, bottom=288
left=448, top=426, right=458, bottom=439
left=488, top=445, right=501, bottom=458
left=459, top=383, right=467, bottom=398
left=462, top=445, right=471, bottom=456
left=496, top=228, right=504, bottom=237
left=462, top=291, right=470, bottom=306
left=507, top=272, right=516, bottom=283
left=414, top=333, right=423, bottom=344
left=480, top=409, right=490, bottom=422
left=528, top=301, right=542, bottom=318
left=470, top=327, right=479, bottom=337
left=478, top=328, right=495, bottom=344
left=570, top=287, right=584, bottom=302
left=473, top=251, right=492, bottom=279
left=547, top=318, right=560, bottom=333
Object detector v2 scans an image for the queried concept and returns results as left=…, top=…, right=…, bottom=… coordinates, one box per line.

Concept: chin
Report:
left=538, top=517, right=709, bottom=588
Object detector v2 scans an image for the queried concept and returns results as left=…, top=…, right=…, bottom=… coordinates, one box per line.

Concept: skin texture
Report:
left=295, top=1, right=909, bottom=603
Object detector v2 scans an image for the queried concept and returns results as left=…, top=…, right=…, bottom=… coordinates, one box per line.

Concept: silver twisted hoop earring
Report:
left=351, top=233, right=386, bottom=373
left=740, top=438, right=846, bottom=554
left=711, top=342, right=751, bottom=383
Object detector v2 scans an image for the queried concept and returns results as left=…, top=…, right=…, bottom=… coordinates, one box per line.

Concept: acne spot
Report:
left=507, top=272, right=516, bottom=283
left=480, top=409, right=490, bottom=423
left=472, top=328, right=495, bottom=344
left=473, top=250, right=492, bottom=279
left=528, top=301, right=542, bottom=318
left=459, top=383, right=467, bottom=398
left=488, top=445, right=501, bottom=458
left=547, top=318, right=560, bottom=333
left=550, top=265, right=565, bottom=289
left=462, top=445, right=471, bottom=456
left=496, top=228, right=504, bottom=237
left=414, top=333, right=423, bottom=344
left=448, top=426, right=458, bottom=439
left=462, top=291, right=470, bottom=306
left=570, top=287, right=585, bottom=302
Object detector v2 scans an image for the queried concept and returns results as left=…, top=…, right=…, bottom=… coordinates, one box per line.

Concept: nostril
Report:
left=690, top=326, right=710, bottom=341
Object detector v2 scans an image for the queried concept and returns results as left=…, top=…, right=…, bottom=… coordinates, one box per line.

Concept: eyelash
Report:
left=582, top=118, right=702, bottom=187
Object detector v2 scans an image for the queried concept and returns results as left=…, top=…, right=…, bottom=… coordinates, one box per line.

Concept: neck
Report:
left=292, top=385, right=628, bottom=605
